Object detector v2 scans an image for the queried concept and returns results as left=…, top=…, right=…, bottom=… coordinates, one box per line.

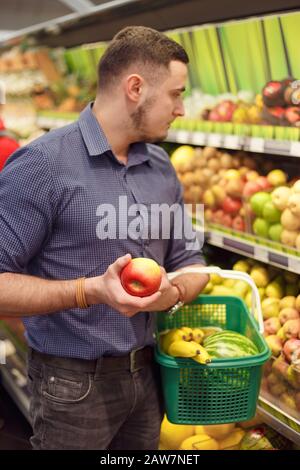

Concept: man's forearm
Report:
left=0, top=272, right=78, bottom=317
left=172, top=265, right=209, bottom=304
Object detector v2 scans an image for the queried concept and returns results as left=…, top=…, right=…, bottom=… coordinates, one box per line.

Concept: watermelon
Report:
left=203, top=330, right=259, bottom=359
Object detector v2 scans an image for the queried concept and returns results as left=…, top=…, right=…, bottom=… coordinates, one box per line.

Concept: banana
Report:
left=192, top=328, right=204, bottom=344
left=192, top=344, right=212, bottom=364
left=160, top=329, right=189, bottom=353
left=180, top=326, right=194, bottom=340
left=168, top=340, right=201, bottom=358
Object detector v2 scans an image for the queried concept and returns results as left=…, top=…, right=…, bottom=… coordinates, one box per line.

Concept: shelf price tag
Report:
left=249, top=137, right=264, bottom=153
left=176, top=130, right=190, bottom=143
left=288, top=257, right=300, bottom=274
left=224, top=135, right=241, bottom=149
left=191, top=132, right=206, bottom=146
left=207, top=133, right=222, bottom=148
left=209, top=231, right=223, bottom=247
left=254, top=246, right=269, bottom=263
left=290, top=142, right=300, bottom=157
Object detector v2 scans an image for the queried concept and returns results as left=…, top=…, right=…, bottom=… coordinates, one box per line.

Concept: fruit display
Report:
left=249, top=179, right=300, bottom=249
left=169, top=144, right=300, bottom=254
left=120, top=258, right=162, bottom=297
left=159, top=414, right=290, bottom=450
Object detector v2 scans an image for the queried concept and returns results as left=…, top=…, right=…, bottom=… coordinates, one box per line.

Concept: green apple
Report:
left=250, top=192, right=272, bottom=216
left=262, top=201, right=281, bottom=223
left=253, top=218, right=271, bottom=238
left=268, top=223, right=283, bottom=242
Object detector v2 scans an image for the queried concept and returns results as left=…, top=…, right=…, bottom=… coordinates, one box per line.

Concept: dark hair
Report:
left=98, top=26, right=189, bottom=90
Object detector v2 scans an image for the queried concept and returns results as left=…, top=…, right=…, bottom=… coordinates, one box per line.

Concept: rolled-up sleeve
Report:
left=164, top=164, right=205, bottom=273
left=0, top=145, right=56, bottom=273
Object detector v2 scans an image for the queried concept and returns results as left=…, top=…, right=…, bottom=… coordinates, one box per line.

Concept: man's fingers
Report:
left=110, top=253, right=132, bottom=275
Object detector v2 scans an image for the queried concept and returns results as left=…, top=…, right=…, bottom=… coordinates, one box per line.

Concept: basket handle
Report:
left=167, top=266, right=264, bottom=334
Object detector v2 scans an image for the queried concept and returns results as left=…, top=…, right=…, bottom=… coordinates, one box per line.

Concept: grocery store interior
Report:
left=1, top=0, right=300, bottom=451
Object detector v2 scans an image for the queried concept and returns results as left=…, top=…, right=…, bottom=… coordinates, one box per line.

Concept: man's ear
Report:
left=125, top=74, right=144, bottom=102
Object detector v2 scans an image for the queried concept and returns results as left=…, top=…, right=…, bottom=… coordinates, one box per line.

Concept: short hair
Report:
left=98, top=26, right=189, bottom=90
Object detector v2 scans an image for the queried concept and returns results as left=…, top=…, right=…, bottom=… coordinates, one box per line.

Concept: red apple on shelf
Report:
left=256, top=176, right=272, bottom=191
left=283, top=339, right=300, bottom=363
left=222, top=196, right=242, bottom=215
left=221, top=213, right=233, bottom=227
left=120, top=258, right=162, bottom=297
left=243, top=181, right=261, bottom=197
left=232, top=215, right=245, bottom=232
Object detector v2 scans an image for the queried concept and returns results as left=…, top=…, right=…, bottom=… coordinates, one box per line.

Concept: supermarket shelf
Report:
left=193, top=223, right=300, bottom=273
left=258, top=398, right=300, bottom=447
left=166, top=129, right=300, bottom=157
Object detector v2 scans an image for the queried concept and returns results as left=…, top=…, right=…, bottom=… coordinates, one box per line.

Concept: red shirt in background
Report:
left=0, top=118, right=19, bottom=171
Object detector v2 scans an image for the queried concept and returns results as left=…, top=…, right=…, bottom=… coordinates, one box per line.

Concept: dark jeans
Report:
left=27, top=347, right=164, bottom=450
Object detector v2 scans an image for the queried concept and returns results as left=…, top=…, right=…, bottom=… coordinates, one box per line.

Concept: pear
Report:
left=281, top=209, right=300, bottom=231
left=279, top=308, right=300, bottom=325
left=281, top=391, right=297, bottom=410
left=232, top=260, right=251, bottom=273
left=279, top=296, right=296, bottom=310
left=250, top=267, right=269, bottom=287
left=287, top=193, right=300, bottom=217
left=265, top=335, right=282, bottom=357
left=271, top=186, right=291, bottom=211
left=265, top=282, right=284, bottom=299
left=261, top=297, right=280, bottom=319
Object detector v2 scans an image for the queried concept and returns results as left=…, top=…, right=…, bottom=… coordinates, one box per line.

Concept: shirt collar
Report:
left=78, top=103, right=151, bottom=167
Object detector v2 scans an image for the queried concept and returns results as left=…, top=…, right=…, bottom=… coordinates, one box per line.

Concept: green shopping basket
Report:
left=155, top=267, right=271, bottom=425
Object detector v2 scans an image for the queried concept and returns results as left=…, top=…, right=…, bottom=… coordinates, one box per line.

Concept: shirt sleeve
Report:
left=0, top=144, right=57, bottom=273
left=163, top=156, right=206, bottom=273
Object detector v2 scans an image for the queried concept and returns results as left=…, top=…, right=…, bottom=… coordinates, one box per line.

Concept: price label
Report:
left=176, top=130, right=190, bottom=143
left=249, top=137, right=264, bottom=153
left=209, top=231, right=223, bottom=247
left=207, top=133, right=222, bottom=148
left=191, top=132, right=206, bottom=146
left=288, top=257, right=300, bottom=274
left=224, top=135, right=240, bottom=149
left=290, top=141, right=300, bottom=157
left=254, top=246, right=269, bottom=263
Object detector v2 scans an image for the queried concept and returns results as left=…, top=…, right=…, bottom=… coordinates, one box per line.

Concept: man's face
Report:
left=130, top=60, right=187, bottom=142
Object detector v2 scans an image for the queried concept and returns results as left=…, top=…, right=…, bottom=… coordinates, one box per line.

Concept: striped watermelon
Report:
left=203, top=330, right=259, bottom=359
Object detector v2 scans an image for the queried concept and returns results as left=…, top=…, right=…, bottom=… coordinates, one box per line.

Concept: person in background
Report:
left=0, top=27, right=208, bottom=450
left=0, top=82, right=19, bottom=171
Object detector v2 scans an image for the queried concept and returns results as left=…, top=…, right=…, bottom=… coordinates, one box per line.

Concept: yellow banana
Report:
left=180, top=326, right=194, bottom=340
left=192, top=344, right=212, bottom=364
left=160, top=329, right=189, bottom=353
left=192, top=328, right=204, bottom=344
left=168, top=340, right=201, bottom=358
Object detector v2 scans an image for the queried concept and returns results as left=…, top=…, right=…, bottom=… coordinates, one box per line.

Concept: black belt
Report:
left=28, top=346, right=154, bottom=374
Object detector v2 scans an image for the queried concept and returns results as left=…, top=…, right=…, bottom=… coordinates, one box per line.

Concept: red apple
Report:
left=243, top=181, right=261, bottom=197
left=256, top=176, right=272, bottom=191
left=232, top=215, right=245, bottom=232
left=221, top=213, right=233, bottom=227
left=120, top=258, right=162, bottom=297
left=222, top=197, right=242, bottom=215
left=283, top=339, right=300, bottom=363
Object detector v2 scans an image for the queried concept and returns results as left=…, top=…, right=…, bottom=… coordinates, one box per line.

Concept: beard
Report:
left=130, top=96, right=168, bottom=143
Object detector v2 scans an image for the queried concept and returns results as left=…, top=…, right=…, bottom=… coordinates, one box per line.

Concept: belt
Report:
left=28, top=346, right=154, bottom=374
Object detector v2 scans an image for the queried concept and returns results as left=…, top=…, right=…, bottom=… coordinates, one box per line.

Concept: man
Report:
left=0, top=82, right=19, bottom=171
left=0, top=26, right=208, bottom=450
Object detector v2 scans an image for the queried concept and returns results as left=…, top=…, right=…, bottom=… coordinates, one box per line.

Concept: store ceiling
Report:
left=0, top=0, right=300, bottom=48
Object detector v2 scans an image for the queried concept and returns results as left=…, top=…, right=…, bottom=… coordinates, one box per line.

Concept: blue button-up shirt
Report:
left=0, top=104, right=204, bottom=359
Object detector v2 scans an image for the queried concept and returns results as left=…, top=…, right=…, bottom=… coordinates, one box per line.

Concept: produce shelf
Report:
left=257, top=397, right=300, bottom=447
left=193, top=222, right=300, bottom=273
left=166, top=129, right=300, bottom=158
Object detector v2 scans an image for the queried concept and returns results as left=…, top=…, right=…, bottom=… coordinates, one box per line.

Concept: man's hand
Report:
left=85, top=254, right=163, bottom=317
